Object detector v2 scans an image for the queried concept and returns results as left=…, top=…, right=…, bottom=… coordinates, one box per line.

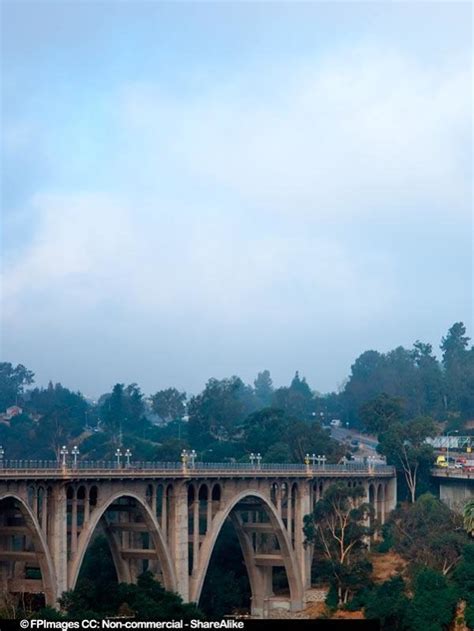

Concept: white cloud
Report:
left=1, top=44, right=470, bottom=394
left=117, top=47, right=471, bottom=221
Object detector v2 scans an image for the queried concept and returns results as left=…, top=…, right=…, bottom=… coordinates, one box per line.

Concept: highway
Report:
left=329, top=426, right=383, bottom=463
left=330, top=426, right=379, bottom=450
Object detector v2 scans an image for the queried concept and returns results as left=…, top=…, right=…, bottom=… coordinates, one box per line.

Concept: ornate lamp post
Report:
left=115, top=448, right=122, bottom=468
left=60, top=445, right=68, bottom=468
left=249, top=453, right=256, bottom=467
left=189, top=449, right=197, bottom=468
left=125, top=448, right=132, bottom=468
left=256, top=453, right=262, bottom=469
left=71, top=445, right=79, bottom=468
left=311, top=453, right=317, bottom=467
left=305, top=453, right=310, bottom=472
left=181, top=449, right=189, bottom=470
left=0, top=445, right=4, bottom=469
left=446, top=430, right=459, bottom=466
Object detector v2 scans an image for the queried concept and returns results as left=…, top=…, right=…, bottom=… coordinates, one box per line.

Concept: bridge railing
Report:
left=0, top=459, right=395, bottom=475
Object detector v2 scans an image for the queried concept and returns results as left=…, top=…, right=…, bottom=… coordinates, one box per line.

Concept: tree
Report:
left=441, top=322, right=473, bottom=418
left=377, top=416, right=436, bottom=503
left=188, top=376, right=256, bottom=447
left=123, top=383, right=145, bottom=433
left=464, top=500, right=474, bottom=537
left=453, top=544, right=474, bottom=629
left=411, top=341, right=444, bottom=417
left=0, top=362, right=34, bottom=411
left=364, top=576, right=409, bottom=631
left=359, top=393, right=404, bottom=435
left=404, top=568, right=458, bottom=631
left=99, top=383, right=147, bottom=438
left=303, top=483, right=373, bottom=605
left=243, top=408, right=290, bottom=455
left=27, top=382, right=88, bottom=459
left=101, top=383, right=125, bottom=434
left=59, top=537, right=203, bottom=620
left=388, top=494, right=468, bottom=575
left=151, top=388, right=186, bottom=423
left=243, top=408, right=342, bottom=463
left=342, top=351, right=386, bottom=425
left=441, top=322, right=470, bottom=362
left=253, top=370, right=273, bottom=407
left=272, top=371, right=315, bottom=419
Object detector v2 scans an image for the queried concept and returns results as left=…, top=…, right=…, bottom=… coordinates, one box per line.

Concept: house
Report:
left=0, top=405, right=23, bottom=425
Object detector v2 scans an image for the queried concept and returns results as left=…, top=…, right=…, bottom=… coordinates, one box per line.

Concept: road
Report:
left=329, top=426, right=383, bottom=462
left=330, top=426, right=378, bottom=449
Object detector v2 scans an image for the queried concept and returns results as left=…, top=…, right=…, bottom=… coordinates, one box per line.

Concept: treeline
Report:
left=0, top=322, right=472, bottom=466
left=305, top=486, right=474, bottom=630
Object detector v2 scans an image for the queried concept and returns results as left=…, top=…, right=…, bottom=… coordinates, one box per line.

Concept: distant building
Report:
left=0, top=405, right=23, bottom=425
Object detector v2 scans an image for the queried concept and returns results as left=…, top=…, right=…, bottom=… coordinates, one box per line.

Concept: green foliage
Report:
left=342, top=324, right=473, bottom=425
left=453, top=543, right=474, bottom=628
left=272, top=371, right=315, bottom=419
left=253, top=370, right=273, bottom=407
left=188, top=376, right=257, bottom=447
left=463, top=499, right=474, bottom=535
left=0, top=362, right=35, bottom=411
left=404, top=568, right=459, bottom=631
left=59, top=537, right=203, bottom=620
left=359, top=393, right=404, bottom=434
left=99, top=383, right=149, bottom=437
left=364, top=576, right=408, bottom=631
left=325, top=583, right=339, bottom=611
left=151, top=388, right=186, bottom=423
left=388, top=494, right=467, bottom=575
left=376, top=523, right=394, bottom=553
left=304, top=483, right=373, bottom=605
left=377, top=416, right=436, bottom=502
left=0, top=382, right=89, bottom=459
left=243, top=408, right=342, bottom=463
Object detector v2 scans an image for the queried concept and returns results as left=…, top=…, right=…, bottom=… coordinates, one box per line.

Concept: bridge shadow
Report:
left=199, top=520, right=251, bottom=617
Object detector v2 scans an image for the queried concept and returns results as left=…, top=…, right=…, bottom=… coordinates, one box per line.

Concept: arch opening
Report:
left=70, top=493, right=176, bottom=595
left=195, top=491, right=303, bottom=618
left=0, top=495, right=56, bottom=609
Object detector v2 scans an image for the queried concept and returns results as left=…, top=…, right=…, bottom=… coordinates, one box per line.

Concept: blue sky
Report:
left=1, top=1, right=472, bottom=398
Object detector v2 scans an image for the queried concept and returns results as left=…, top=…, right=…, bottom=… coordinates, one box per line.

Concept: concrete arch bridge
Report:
left=0, top=461, right=396, bottom=617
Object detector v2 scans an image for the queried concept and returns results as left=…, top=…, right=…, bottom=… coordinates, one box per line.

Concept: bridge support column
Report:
left=41, top=490, right=48, bottom=532
left=276, top=487, right=282, bottom=517
left=250, top=565, right=274, bottom=618
left=192, top=499, right=199, bottom=575
left=161, top=490, right=167, bottom=540
left=71, top=492, right=78, bottom=555
left=170, top=484, right=189, bottom=602
left=49, top=485, right=68, bottom=601
left=294, top=483, right=312, bottom=592
left=385, top=478, right=397, bottom=514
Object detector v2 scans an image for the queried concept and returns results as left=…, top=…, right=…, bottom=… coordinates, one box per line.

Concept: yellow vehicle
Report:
left=436, top=455, right=448, bottom=467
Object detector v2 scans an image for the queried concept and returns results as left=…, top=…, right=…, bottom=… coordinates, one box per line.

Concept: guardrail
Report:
left=0, top=459, right=395, bottom=476
left=431, top=468, right=474, bottom=480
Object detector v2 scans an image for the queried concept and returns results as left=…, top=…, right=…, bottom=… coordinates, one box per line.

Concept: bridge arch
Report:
left=69, top=491, right=176, bottom=594
left=0, top=492, right=57, bottom=606
left=190, top=489, right=304, bottom=610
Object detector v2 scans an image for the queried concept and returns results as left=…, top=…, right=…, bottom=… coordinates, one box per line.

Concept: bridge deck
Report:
left=0, top=462, right=395, bottom=480
left=431, top=468, right=474, bottom=481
